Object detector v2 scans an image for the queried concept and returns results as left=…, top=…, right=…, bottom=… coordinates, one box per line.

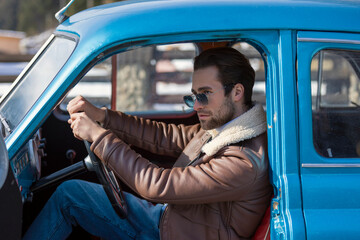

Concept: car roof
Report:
left=56, top=0, right=360, bottom=57
left=58, top=0, right=360, bottom=35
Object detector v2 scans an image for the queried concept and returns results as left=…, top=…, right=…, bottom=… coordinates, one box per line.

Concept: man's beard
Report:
left=199, top=97, right=235, bottom=130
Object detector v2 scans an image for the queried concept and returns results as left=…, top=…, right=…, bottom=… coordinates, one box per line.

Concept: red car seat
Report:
left=251, top=205, right=271, bottom=240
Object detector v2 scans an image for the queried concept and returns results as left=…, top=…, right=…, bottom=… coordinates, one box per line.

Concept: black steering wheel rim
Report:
left=84, top=141, right=127, bottom=219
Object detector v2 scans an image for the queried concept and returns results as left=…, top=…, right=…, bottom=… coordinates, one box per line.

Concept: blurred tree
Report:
left=0, top=0, right=122, bottom=36
left=0, top=0, right=20, bottom=31
left=17, top=0, right=59, bottom=35
left=67, top=0, right=120, bottom=15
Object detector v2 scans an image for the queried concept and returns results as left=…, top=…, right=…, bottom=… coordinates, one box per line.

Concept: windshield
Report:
left=0, top=35, right=76, bottom=132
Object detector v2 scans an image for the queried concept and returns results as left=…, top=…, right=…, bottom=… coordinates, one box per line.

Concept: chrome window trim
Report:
left=302, top=163, right=360, bottom=168
left=298, top=37, right=360, bottom=45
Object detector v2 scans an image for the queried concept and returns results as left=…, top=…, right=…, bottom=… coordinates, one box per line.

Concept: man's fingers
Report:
left=68, top=95, right=84, bottom=105
left=69, top=115, right=84, bottom=140
left=70, top=118, right=76, bottom=129
left=67, top=95, right=87, bottom=114
left=67, top=101, right=84, bottom=115
left=68, top=110, right=104, bottom=142
left=69, top=112, right=85, bottom=128
left=69, top=112, right=80, bottom=119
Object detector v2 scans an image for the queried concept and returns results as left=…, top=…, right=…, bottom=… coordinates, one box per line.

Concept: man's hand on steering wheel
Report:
left=67, top=95, right=106, bottom=125
left=67, top=95, right=128, bottom=219
left=68, top=111, right=106, bottom=142
left=67, top=95, right=107, bottom=142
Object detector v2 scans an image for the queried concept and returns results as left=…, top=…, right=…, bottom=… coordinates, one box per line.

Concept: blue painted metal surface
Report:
left=58, top=0, right=360, bottom=35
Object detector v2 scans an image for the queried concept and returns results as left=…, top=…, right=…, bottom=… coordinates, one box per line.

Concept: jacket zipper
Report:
left=186, top=153, right=201, bottom=166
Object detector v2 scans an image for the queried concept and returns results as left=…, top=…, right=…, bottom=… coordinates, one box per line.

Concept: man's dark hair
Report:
left=194, top=47, right=255, bottom=107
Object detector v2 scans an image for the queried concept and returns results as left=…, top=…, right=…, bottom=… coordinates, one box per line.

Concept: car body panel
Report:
left=297, top=30, right=360, bottom=239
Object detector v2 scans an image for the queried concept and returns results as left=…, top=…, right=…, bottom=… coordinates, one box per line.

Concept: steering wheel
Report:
left=83, top=141, right=127, bottom=218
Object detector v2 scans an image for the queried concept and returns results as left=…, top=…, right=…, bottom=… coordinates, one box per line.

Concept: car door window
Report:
left=114, top=43, right=196, bottom=113
left=60, top=58, right=112, bottom=111
left=61, top=42, right=265, bottom=115
left=114, top=42, right=265, bottom=114
left=311, top=49, right=360, bottom=158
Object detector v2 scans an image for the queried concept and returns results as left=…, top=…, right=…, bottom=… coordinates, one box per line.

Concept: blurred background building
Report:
left=0, top=0, right=122, bottom=98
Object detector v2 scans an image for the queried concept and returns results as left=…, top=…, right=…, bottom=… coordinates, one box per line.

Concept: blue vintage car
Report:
left=0, top=0, right=360, bottom=239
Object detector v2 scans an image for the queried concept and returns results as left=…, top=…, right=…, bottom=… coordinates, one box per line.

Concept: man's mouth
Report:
left=197, top=112, right=211, bottom=120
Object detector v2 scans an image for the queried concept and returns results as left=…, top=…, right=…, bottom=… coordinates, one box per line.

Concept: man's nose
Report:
left=193, top=98, right=203, bottom=111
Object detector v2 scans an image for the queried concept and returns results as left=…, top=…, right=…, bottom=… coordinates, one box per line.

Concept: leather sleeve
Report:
left=102, top=109, right=201, bottom=158
left=91, top=130, right=261, bottom=204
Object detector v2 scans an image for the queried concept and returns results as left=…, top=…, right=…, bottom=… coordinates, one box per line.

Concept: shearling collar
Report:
left=201, top=103, right=267, bottom=156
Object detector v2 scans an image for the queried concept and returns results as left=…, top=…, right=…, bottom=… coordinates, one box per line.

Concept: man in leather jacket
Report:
left=23, top=47, right=272, bottom=240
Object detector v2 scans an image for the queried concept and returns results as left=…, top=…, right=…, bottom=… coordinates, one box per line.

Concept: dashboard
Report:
left=10, top=130, right=46, bottom=202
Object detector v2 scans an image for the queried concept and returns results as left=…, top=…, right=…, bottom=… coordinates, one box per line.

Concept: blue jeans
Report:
left=23, top=179, right=164, bottom=240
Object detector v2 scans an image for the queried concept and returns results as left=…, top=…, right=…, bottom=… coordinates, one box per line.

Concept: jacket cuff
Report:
left=102, top=108, right=126, bottom=131
left=90, top=129, right=112, bottom=155
left=90, top=129, right=126, bottom=166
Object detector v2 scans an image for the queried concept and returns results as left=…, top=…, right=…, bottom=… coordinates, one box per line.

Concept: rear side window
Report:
left=311, top=49, right=360, bottom=158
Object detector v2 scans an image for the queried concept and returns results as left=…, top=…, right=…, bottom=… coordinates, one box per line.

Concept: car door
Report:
left=0, top=134, right=22, bottom=240
left=297, top=31, right=360, bottom=239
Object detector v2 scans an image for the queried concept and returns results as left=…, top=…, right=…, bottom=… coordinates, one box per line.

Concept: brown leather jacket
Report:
left=91, top=108, right=272, bottom=240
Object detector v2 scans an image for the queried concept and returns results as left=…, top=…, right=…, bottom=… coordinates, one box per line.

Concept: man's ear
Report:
left=232, top=83, right=245, bottom=102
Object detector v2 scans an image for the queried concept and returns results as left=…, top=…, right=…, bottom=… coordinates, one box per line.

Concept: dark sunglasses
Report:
left=183, top=84, right=234, bottom=108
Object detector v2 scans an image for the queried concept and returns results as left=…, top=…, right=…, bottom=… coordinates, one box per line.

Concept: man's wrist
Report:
left=91, top=127, right=107, bottom=142
left=96, top=107, right=107, bottom=126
